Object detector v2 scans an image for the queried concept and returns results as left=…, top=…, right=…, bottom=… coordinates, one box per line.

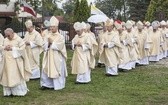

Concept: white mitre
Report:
left=25, top=20, right=33, bottom=28
left=50, top=16, right=59, bottom=27
left=74, top=22, right=83, bottom=31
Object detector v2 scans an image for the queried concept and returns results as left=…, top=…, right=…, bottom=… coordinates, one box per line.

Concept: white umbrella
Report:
left=87, top=14, right=109, bottom=23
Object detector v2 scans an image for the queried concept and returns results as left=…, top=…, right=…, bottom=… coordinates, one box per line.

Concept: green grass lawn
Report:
left=0, top=50, right=168, bottom=105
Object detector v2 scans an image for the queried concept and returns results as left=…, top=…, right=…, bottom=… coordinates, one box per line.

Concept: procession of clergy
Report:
left=0, top=15, right=168, bottom=97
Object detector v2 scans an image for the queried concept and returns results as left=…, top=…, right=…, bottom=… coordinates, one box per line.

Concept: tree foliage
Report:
left=95, top=0, right=127, bottom=20
left=25, top=0, right=63, bottom=16
left=73, top=0, right=80, bottom=22
left=63, top=0, right=75, bottom=22
left=1, top=0, right=10, bottom=4
left=73, top=0, right=90, bottom=22
left=28, top=0, right=41, bottom=11
left=41, top=0, right=64, bottom=16
left=127, top=0, right=151, bottom=21
left=145, top=0, right=168, bottom=22
left=95, top=0, right=151, bottom=21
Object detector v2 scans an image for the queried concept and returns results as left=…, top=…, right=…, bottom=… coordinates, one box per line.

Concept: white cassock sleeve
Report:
left=160, top=42, right=164, bottom=46
left=165, top=33, right=168, bottom=38
left=71, top=42, right=75, bottom=50
left=43, top=42, right=49, bottom=51
left=144, top=43, right=150, bottom=49
left=51, top=42, right=59, bottom=51
left=30, top=41, right=38, bottom=48
left=107, top=42, right=115, bottom=48
left=81, top=44, right=90, bottom=51
left=0, top=53, right=2, bottom=62
left=131, top=38, right=136, bottom=43
left=12, top=47, right=21, bottom=58
left=122, top=40, right=128, bottom=46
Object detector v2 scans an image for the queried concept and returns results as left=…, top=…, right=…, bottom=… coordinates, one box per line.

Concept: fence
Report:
left=1, top=19, right=75, bottom=45
left=59, top=30, right=70, bottom=44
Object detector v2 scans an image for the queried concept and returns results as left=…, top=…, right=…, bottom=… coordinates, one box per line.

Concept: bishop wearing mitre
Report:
left=99, top=19, right=121, bottom=76
left=40, top=16, right=68, bottom=90
left=0, top=28, right=31, bottom=96
left=24, top=20, right=43, bottom=79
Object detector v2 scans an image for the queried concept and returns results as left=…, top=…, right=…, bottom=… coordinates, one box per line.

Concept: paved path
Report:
left=149, top=58, right=168, bottom=68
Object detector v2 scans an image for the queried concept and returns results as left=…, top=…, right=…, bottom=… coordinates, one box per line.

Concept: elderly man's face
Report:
left=161, top=25, right=165, bottom=28
left=27, top=26, right=34, bottom=33
left=138, top=28, right=142, bottom=32
left=153, top=26, right=158, bottom=32
left=83, top=29, right=87, bottom=33
left=86, top=29, right=90, bottom=33
left=103, top=26, right=107, bottom=32
left=5, top=31, right=14, bottom=40
left=127, top=28, right=132, bottom=32
left=76, top=30, right=83, bottom=36
left=118, top=28, right=123, bottom=33
left=106, top=25, right=113, bottom=32
left=50, top=26, right=58, bottom=33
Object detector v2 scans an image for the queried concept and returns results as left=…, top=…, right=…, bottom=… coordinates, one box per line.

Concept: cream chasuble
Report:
left=86, top=32, right=98, bottom=69
left=125, top=30, right=139, bottom=61
left=136, top=30, right=151, bottom=59
left=42, top=32, right=67, bottom=78
left=148, top=30, right=162, bottom=56
left=161, top=28, right=168, bottom=52
left=99, top=31, right=121, bottom=67
left=118, top=31, right=131, bottom=65
left=71, top=33, right=92, bottom=74
left=0, top=34, right=31, bottom=87
left=24, top=29, right=43, bottom=70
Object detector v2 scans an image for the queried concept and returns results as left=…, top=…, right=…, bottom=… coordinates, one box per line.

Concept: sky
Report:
left=57, top=0, right=96, bottom=8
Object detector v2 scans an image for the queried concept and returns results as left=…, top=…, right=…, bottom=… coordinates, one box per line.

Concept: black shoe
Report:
left=105, top=73, right=118, bottom=77
left=97, top=63, right=102, bottom=68
left=118, top=68, right=124, bottom=72
left=4, top=94, right=14, bottom=97
left=30, top=78, right=40, bottom=80
left=75, top=81, right=89, bottom=84
left=40, top=86, right=49, bottom=90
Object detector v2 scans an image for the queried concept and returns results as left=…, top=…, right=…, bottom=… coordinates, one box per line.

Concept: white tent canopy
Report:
left=91, top=4, right=106, bottom=16
left=87, top=14, right=109, bottom=23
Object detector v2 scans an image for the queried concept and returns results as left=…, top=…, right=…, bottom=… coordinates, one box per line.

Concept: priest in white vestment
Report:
left=144, top=21, right=153, bottom=34
left=85, top=23, right=98, bottom=69
left=40, top=16, right=68, bottom=90
left=0, top=28, right=31, bottom=96
left=24, top=20, right=43, bottom=79
left=160, top=20, right=168, bottom=57
left=86, top=23, right=96, bottom=39
left=97, top=25, right=106, bottom=67
left=42, top=20, right=51, bottom=40
left=148, top=21, right=163, bottom=61
left=99, top=19, right=121, bottom=76
left=136, top=21, right=151, bottom=65
left=124, top=20, right=139, bottom=69
left=114, top=21, right=132, bottom=70
left=71, top=22, right=93, bottom=83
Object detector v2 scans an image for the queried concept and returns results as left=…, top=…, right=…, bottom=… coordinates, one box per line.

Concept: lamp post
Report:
left=42, top=0, right=44, bottom=22
left=16, top=0, right=25, bottom=38
left=123, top=0, right=126, bottom=21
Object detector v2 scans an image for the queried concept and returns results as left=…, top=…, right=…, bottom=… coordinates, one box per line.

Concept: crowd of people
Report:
left=0, top=15, right=168, bottom=97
